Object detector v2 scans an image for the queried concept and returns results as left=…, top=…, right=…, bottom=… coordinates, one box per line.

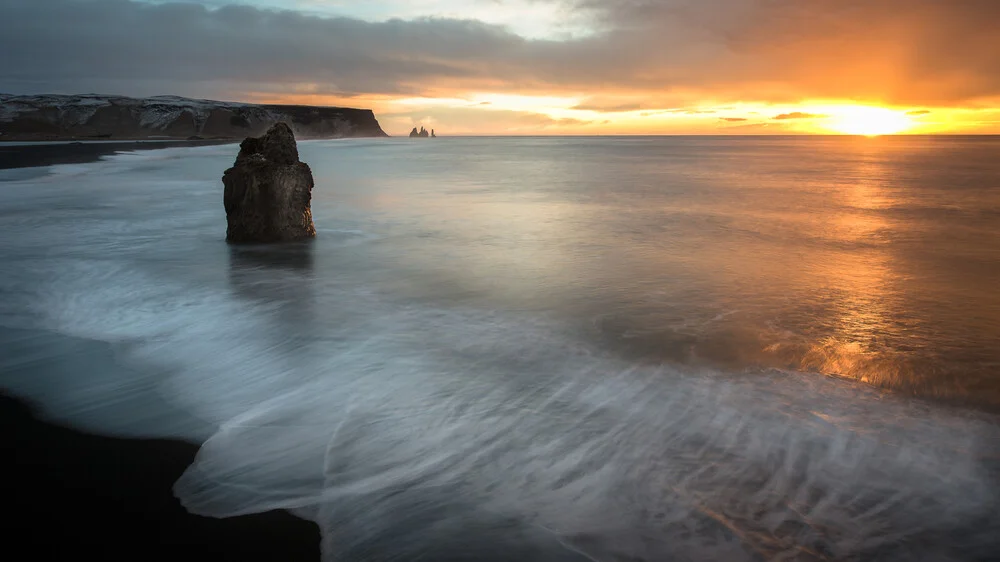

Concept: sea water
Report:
left=1, top=136, right=999, bottom=560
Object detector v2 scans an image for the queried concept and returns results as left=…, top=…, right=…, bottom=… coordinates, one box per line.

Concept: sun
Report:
left=825, top=106, right=914, bottom=136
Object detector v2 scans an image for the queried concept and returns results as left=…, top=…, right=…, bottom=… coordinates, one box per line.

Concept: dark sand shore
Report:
left=0, top=326, right=320, bottom=561
left=0, top=139, right=235, bottom=170
left=0, top=139, right=322, bottom=561
left=4, top=393, right=319, bottom=561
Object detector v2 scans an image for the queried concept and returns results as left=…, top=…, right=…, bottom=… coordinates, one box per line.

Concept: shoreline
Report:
left=0, top=139, right=237, bottom=170
left=4, top=392, right=320, bottom=561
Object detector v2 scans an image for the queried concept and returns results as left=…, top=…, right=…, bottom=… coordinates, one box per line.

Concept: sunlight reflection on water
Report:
left=1, top=136, right=999, bottom=560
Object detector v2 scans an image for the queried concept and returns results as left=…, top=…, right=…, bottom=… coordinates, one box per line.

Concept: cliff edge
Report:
left=0, top=94, right=389, bottom=141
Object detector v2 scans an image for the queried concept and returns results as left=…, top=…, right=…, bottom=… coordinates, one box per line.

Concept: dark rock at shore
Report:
left=222, top=123, right=316, bottom=243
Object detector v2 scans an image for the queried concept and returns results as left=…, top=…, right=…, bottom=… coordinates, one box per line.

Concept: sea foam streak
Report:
left=1, top=146, right=998, bottom=561
left=167, top=300, right=997, bottom=561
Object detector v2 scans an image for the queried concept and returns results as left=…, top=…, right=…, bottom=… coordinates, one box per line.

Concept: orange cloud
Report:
left=1, top=0, right=997, bottom=133
left=773, top=112, right=828, bottom=120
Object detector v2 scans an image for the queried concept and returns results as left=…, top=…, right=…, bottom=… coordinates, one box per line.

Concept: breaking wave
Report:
left=25, top=251, right=996, bottom=561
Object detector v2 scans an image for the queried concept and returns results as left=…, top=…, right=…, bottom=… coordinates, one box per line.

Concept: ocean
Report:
left=1, top=136, right=999, bottom=560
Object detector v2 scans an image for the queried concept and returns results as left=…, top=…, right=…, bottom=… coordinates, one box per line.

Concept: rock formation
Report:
left=222, top=123, right=316, bottom=244
left=409, top=126, right=432, bottom=138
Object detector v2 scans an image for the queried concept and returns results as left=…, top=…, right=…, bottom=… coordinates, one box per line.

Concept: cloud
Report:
left=0, top=0, right=998, bottom=109
left=718, top=121, right=783, bottom=133
left=571, top=0, right=1000, bottom=105
left=720, top=117, right=747, bottom=122
left=378, top=105, right=591, bottom=135
left=907, top=109, right=932, bottom=115
left=571, top=101, right=642, bottom=112
left=0, top=0, right=530, bottom=98
left=773, top=112, right=827, bottom=120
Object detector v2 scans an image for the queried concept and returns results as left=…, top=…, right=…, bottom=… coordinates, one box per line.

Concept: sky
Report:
left=1, top=0, right=999, bottom=135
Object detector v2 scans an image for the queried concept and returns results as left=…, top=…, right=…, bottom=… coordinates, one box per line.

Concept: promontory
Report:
left=0, top=94, right=389, bottom=141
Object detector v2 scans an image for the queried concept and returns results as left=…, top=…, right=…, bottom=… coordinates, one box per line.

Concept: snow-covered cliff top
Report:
left=0, top=93, right=387, bottom=139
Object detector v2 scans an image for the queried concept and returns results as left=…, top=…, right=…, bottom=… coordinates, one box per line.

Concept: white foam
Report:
left=1, top=144, right=997, bottom=561
left=35, top=245, right=987, bottom=560
left=164, top=298, right=997, bottom=561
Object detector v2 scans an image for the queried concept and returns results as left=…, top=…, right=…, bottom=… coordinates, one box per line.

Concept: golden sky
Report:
left=258, top=93, right=1000, bottom=136
left=2, top=0, right=999, bottom=135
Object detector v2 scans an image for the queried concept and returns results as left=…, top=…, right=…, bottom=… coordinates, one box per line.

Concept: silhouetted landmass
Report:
left=2, top=393, right=319, bottom=561
left=0, top=93, right=388, bottom=141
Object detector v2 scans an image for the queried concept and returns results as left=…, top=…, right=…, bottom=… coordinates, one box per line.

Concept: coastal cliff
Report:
left=0, top=94, right=388, bottom=141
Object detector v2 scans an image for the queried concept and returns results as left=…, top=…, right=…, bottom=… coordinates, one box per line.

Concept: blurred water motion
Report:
left=1, top=136, right=999, bottom=560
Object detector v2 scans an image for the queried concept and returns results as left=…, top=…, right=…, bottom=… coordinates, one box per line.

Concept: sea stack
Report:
left=222, top=123, right=316, bottom=243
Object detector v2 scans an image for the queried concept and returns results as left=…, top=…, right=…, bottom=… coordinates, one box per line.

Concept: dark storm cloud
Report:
left=0, top=0, right=529, bottom=96
left=0, top=0, right=998, bottom=105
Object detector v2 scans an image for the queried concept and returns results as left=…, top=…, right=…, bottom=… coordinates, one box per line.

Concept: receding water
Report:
left=1, top=136, right=999, bottom=560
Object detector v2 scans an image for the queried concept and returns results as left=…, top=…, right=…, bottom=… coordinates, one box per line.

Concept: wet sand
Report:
left=0, top=326, right=320, bottom=562
left=0, top=140, right=235, bottom=170
left=0, top=137, right=318, bottom=560
left=3, top=393, right=320, bottom=561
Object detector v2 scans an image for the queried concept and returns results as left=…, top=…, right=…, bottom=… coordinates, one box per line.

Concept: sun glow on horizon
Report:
left=253, top=90, right=995, bottom=135
left=822, top=106, right=915, bottom=136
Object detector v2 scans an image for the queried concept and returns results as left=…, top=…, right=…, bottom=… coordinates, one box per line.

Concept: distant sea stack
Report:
left=409, top=126, right=433, bottom=138
left=222, top=123, right=316, bottom=244
left=0, top=93, right=388, bottom=141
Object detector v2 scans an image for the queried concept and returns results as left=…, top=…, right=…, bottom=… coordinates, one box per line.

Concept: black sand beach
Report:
left=0, top=137, right=318, bottom=560
left=0, top=140, right=234, bottom=170
left=3, top=393, right=320, bottom=561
